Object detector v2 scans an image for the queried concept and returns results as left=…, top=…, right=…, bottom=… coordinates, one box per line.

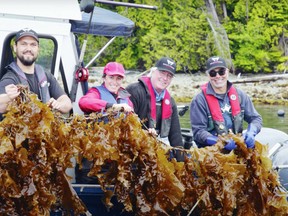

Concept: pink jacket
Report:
left=78, top=86, right=133, bottom=113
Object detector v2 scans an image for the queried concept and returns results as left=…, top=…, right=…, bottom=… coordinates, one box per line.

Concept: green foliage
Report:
left=108, top=0, right=209, bottom=72
left=37, top=39, right=55, bottom=70
left=225, top=0, right=288, bottom=73
left=80, top=0, right=288, bottom=74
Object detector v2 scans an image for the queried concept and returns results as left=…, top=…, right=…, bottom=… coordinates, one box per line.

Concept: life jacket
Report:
left=7, top=62, right=50, bottom=103
left=95, top=85, right=129, bottom=105
left=141, top=76, right=172, bottom=138
left=201, top=82, right=243, bottom=135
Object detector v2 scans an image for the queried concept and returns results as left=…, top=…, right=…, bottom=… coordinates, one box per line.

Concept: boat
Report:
left=0, top=0, right=287, bottom=215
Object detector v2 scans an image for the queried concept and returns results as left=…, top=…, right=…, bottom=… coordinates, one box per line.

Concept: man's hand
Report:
left=224, top=139, right=236, bottom=151
left=244, top=132, right=256, bottom=148
left=47, top=95, right=72, bottom=114
left=5, top=84, right=20, bottom=100
left=47, top=97, right=61, bottom=110
left=206, top=136, right=218, bottom=146
left=148, top=128, right=158, bottom=136
left=243, top=124, right=258, bottom=148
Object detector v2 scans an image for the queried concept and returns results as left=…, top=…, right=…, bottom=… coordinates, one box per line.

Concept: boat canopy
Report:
left=70, top=6, right=135, bottom=37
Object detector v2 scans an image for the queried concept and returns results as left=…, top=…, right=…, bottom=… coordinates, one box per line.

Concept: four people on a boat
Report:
left=0, top=29, right=263, bottom=156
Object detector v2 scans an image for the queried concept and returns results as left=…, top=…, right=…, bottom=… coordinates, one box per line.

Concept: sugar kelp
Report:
left=0, top=86, right=87, bottom=215
left=0, top=85, right=287, bottom=215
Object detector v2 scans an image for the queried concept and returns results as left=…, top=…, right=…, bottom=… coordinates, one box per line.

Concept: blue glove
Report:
left=206, top=136, right=218, bottom=146
left=224, top=139, right=236, bottom=151
left=244, top=124, right=258, bottom=148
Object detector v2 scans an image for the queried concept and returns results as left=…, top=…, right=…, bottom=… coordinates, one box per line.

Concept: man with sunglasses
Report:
left=190, top=56, right=262, bottom=150
left=126, top=57, right=184, bottom=161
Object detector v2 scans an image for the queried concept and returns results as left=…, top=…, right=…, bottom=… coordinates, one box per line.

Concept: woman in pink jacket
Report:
left=76, top=62, right=133, bottom=184
left=78, top=62, right=133, bottom=114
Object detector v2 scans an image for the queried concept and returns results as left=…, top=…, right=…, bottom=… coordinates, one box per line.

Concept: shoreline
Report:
left=88, top=70, right=288, bottom=105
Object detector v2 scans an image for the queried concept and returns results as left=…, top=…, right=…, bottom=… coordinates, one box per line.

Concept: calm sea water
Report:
left=179, top=104, right=288, bottom=134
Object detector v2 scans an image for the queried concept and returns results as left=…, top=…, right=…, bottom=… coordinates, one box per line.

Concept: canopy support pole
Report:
left=85, top=36, right=116, bottom=68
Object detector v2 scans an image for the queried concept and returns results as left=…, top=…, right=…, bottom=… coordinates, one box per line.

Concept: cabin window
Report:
left=36, top=38, right=56, bottom=75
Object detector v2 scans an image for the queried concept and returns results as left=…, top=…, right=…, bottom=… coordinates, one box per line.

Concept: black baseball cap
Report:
left=206, top=56, right=227, bottom=72
left=155, top=57, right=176, bottom=75
left=15, top=28, right=39, bottom=42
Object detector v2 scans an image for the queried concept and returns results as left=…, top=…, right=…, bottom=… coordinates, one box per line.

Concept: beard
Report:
left=17, top=53, right=37, bottom=66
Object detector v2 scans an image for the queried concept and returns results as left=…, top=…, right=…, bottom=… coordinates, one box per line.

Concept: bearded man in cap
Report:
left=190, top=56, right=262, bottom=150
left=0, top=28, right=72, bottom=114
left=126, top=57, right=184, bottom=151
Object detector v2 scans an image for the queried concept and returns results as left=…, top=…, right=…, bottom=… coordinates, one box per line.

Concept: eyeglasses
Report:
left=209, top=68, right=226, bottom=77
left=158, top=70, right=174, bottom=80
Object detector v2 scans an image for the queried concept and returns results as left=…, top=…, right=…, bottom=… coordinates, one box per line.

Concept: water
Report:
left=179, top=104, right=288, bottom=134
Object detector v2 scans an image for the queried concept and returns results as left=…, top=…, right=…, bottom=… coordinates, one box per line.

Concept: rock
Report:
left=88, top=70, right=288, bottom=105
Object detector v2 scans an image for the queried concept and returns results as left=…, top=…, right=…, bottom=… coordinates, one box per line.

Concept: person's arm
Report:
left=0, top=73, right=21, bottom=113
left=78, top=88, right=108, bottom=113
left=0, top=84, right=21, bottom=113
left=168, top=98, right=184, bottom=147
left=240, top=89, right=262, bottom=133
left=43, top=72, right=71, bottom=114
left=190, top=93, right=213, bottom=146
left=126, top=82, right=143, bottom=115
left=239, top=90, right=262, bottom=148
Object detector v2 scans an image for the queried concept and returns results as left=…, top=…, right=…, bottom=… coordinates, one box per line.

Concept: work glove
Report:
left=205, top=136, right=218, bottom=146
left=243, top=124, right=258, bottom=148
left=224, top=139, right=236, bottom=151
left=206, top=136, right=236, bottom=151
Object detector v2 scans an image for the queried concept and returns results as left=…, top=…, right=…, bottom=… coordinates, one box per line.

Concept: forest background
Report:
left=79, top=0, right=288, bottom=74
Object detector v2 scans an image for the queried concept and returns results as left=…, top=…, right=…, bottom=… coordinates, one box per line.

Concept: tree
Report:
left=80, top=0, right=288, bottom=74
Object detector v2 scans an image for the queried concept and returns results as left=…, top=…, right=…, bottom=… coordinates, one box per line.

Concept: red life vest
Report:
left=201, top=82, right=243, bottom=135
left=141, top=76, right=172, bottom=137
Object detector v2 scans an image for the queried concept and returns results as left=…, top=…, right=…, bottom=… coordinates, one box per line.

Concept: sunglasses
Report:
left=209, top=68, right=226, bottom=77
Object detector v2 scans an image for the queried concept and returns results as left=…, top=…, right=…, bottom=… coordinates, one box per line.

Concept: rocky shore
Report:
left=89, top=69, right=288, bottom=106
left=166, top=72, right=288, bottom=105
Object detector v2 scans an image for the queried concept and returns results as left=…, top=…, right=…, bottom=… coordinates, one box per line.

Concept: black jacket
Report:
left=126, top=78, right=183, bottom=147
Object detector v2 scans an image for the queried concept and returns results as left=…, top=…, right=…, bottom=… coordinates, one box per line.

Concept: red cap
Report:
left=103, top=62, right=125, bottom=78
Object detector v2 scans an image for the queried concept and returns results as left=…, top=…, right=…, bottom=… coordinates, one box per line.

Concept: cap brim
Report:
left=157, top=67, right=175, bottom=75
left=207, top=65, right=226, bottom=73
left=17, top=34, right=39, bottom=42
left=105, top=71, right=125, bottom=78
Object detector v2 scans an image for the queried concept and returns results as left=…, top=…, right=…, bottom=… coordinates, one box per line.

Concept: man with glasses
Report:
left=190, top=56, right=262, bottom=150
left=126, top=57, right=184, bottom=156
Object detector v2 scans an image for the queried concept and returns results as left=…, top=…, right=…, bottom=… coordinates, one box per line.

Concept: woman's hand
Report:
left=112, top=103, right=133, bottom=112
